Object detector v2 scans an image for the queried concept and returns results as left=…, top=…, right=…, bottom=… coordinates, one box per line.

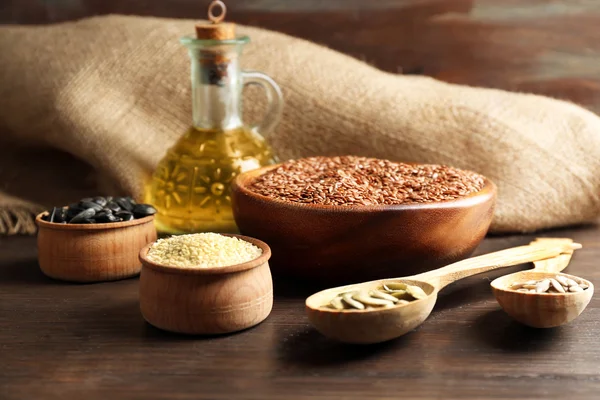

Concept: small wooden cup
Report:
left=35, top=211, right=157, bottom=283
left=138, top=234, right=273, bottom=335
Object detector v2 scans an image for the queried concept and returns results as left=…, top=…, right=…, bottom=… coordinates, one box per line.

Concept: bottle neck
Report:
left=190, top=50, right=243, bottom=131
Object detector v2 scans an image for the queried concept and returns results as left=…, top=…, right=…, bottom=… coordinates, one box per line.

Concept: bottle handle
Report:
left=242, top=71, right=283, bottom=136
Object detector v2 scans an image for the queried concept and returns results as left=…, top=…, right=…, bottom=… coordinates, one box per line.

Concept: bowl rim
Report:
left=138, top=233, right=272, bottom=276
left=232, top=163, right=497, bottom=212
left=35, top=210, right=155, bottom=230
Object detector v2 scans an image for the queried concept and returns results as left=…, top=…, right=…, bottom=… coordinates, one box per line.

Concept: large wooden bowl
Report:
left=36, top=211, right=157, bottom=283
left=231, top=164, right=497, bottom=284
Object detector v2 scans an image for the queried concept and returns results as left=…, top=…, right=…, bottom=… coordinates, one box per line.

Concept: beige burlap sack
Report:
left=1, top=15, right=599, bottom=235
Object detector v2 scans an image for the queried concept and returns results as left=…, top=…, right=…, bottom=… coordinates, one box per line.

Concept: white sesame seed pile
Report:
left=146, top=233, right=263, bottom=268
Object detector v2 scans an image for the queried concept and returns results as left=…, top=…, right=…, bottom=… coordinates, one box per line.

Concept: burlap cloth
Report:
left=0, top=15, right=599, bottom=235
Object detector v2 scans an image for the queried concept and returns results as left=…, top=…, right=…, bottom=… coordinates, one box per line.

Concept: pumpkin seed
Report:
left=384, top=282, right=407, bottom=291
left=569, top=286, right=584, bottom=293
left=321, top=279, right=427, bottom=310
left=369, top=289, right=399, bottom=303
left=341, top=292, right=365, bottom=310
left=329, top=296, right=344, bottom=310
left=390, top=291, right=412, bottom=300
left=353, top=291, right=395, bottom=307
left=406, top=285, right=428, bottom=299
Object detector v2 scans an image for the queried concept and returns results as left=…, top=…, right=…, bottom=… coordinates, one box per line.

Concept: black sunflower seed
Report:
left=132, top=204, right=157, bottom=218
left=115, top=197, right=133, bottom=211
left=94, top=212, right=121, bottom=223
left=93, top=196, right=108, bottom=207
left=106, top=201, right=121, bottom=212
left=69, top=208, right=96, bottom=224
left=107, top=214, right=122, bottom=223
left=79, top=201, right=103, bottom=212
left=115, top=210, right=134, bottom=221
left=66, top=205, right=85, bottom=220
left=52, top=207, right=68, bottom=223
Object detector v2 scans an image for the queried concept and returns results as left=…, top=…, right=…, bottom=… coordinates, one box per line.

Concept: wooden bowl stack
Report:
left=35, top=212, right=157, bottom=282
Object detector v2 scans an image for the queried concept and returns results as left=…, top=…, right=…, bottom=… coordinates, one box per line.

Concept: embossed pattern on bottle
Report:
left=144, top=126, right=276, bottom=235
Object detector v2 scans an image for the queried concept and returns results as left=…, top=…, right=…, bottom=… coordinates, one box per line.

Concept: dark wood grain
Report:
left=1, top=225, right=599, bottom=399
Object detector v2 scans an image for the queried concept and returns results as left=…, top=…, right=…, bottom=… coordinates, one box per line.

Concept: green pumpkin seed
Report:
left=389, top=290, right=413, bottom=300
left=341, top=292, right=365, bottom=310
left=369, top=289, right=399, bottom=303
left=353, top=291, right=395, bottom=307
left=383, top=282, right=407, bottom=291
left=406, top=285, right=428, bottom=299
left=329, top=296, right=344, bottom=310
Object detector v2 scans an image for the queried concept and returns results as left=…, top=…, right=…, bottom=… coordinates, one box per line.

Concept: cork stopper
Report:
left=195, top=0, right=236, bottom=40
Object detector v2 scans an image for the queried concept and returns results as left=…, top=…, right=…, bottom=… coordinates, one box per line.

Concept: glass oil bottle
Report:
left=144, top=1, right=283, bottom=235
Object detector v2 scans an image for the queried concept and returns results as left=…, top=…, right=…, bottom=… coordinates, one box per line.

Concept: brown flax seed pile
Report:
left=248, top=156, right=485, bottom=206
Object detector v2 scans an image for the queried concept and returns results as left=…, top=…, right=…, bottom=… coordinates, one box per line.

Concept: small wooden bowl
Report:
left=231, top=164, right=497, bottom=284
left=491, top=271, right=594, bottom=328
left=138, top=234, right=273, bottom=335
left=35, top=211, right=157, bottom=283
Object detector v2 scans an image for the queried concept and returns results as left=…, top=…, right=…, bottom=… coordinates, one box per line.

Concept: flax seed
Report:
left=248, top=156, right=485, bottom=206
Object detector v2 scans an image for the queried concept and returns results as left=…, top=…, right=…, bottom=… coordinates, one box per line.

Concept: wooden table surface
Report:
left=1, top=226, right=599, bottom=400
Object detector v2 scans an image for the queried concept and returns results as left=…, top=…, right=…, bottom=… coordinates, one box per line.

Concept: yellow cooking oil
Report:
left=143, top=125, right=277, bottom=235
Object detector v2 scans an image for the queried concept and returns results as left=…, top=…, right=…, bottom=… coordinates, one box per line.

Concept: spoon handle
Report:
left=412, top=239, right=581, bottom=290
left=531, top=238, right=577, bottom=273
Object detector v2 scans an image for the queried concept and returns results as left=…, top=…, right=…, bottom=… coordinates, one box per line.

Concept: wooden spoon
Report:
left=491, top=238, right=593, bottom=328
left=305, top=238, right=582, bottom=344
